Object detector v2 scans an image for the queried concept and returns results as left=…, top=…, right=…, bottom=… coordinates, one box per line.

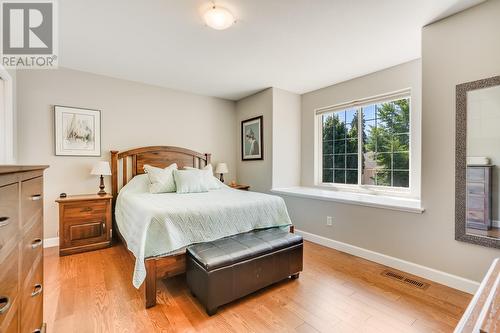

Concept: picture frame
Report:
left=241, top=115, right=263, bottom=160
left=54, top=105, right=101, bottom=156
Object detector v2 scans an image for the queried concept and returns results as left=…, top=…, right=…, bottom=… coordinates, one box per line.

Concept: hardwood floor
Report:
left=44, top=241, right=472, bottom=333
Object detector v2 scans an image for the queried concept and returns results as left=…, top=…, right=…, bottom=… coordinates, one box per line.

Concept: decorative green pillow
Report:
left=184, top=164, right=223, bottom=190
left=143, top=163, right=177, bottom=193
left=173, top=169, right=209, bottom=194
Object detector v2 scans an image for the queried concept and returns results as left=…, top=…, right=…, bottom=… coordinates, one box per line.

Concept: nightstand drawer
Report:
left=62, top=201, right=107, bottom=222
left=21, top=176, right=43, bottom=228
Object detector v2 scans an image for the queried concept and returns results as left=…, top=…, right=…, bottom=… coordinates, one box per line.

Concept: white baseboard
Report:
left=43, top=237, right=59, bottom=248
left=296, top=229, right=480, bottom=294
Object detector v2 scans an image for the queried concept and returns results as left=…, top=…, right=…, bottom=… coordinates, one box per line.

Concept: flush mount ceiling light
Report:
left=204, top=5, right=235, bottom=30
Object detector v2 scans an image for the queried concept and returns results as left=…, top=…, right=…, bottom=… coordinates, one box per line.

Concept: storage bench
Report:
left=186, top=227, right=303, bottom=315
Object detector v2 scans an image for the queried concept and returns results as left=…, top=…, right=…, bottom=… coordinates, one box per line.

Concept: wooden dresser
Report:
left=0, top=165, right=48, bottom=333
left=56, top=194, right=113, bottom=256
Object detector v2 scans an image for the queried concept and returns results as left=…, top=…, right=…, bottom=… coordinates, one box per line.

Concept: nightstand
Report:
left=56, top=194, right=113, bottom=256
left=230, top=184, right=250, bottom=191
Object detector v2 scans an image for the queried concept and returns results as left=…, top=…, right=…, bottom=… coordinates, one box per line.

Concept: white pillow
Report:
left=184, top=164, right=223, bottom=190
left=143, top=163, right=177, bottom=193
left=173, top=169, right=209, bottom=194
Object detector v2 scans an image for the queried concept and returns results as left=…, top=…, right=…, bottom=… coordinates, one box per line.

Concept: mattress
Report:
left=114, top=174, right=292, bottom=288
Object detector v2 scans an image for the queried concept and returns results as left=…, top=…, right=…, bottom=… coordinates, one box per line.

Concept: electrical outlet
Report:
left=326, top=216, right=333, bottom=226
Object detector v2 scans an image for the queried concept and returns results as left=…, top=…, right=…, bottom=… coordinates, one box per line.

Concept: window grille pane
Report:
left=363, top=168, right=376, bottom=185
left=346, top=154, right=358, bottom=169
left=375, top=170, right=391, bottom=186
left=323, top=155, right=333, bottom=168
left=393, top=133, right=409, bottom=151
left=321, top=109, right=359, bottom=185
left=334, top=155, right=345, bottom=169
left=323, top=140, right=333, bottom=154
left=323, top=169, right=333, bottom=183
left=361, top=98, right=410, bottom=188
left=393, top=152, right=409, bottom=170
left=346, top=139, right=358, bottom=153
left=334, top=169, right=346, bottom=183
left=334, top=140, right=346, bottom=154
left=393, top=171, right=409, bottom=187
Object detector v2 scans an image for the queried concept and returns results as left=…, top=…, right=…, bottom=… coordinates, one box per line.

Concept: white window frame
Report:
left=0, top=65, right=14, bottom=164
left=315, top=88, right=420, bottom=199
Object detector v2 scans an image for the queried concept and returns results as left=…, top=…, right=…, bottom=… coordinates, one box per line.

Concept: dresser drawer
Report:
left=21, top=177, right=43, bottom=228
left=467, top=182, right=485, bottom=195
left=467, top=168, right=485, bottom=182
left=0, top=249, right=19, bottom=329
left=62, top=200, right=107, bottom=223
left=467, top=195, right=485, bottom=211
left=0, top=183, right=19, bottom=257
left=21, top=258, right=43, bottom=333
left=0, top=299, right=18, bottom=333
left=21, top=218, right=43, bottom=281
left=467, top=209, right=485, bottom=223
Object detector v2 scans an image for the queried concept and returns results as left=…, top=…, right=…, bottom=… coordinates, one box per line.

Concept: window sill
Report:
left=271, top=186, right=424, bottom=214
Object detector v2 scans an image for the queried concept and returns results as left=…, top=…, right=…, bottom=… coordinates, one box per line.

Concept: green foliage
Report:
left=364, top=99, right=410, bottom=186
left=322, top=99, right=410, bottom=187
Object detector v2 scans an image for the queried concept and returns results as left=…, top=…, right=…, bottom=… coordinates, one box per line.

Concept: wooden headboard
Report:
left=110, top=146, right=211, bottom=198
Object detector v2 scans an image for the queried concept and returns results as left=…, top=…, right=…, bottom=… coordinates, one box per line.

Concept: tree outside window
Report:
left=321, top=97, right=410, bottom=188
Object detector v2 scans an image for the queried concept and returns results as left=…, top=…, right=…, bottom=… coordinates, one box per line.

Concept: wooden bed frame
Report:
left=110, top=146, right=294, bottom=308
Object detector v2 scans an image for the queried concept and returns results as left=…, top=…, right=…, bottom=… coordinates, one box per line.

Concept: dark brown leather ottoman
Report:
left=186, top=227, right=303, bottom=315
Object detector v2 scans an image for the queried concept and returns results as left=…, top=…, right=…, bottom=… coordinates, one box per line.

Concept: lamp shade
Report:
left=215, top=163, right=228, bottom=174
left=91, top=161, right=112, bottom=176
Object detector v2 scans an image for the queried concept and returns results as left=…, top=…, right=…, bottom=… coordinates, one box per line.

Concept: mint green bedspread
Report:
left=114, top=175, right=292, bottom=288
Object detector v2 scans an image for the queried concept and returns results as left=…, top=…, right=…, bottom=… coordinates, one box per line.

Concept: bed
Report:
left=110, top=146, right=294, bottom=308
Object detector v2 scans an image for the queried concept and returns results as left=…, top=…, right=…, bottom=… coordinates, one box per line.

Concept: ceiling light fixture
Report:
left=204, top=5, right=235, bottom=30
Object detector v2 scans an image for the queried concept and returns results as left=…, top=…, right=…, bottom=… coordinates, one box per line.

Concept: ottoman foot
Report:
left=206, top=307, right=218, bottom=316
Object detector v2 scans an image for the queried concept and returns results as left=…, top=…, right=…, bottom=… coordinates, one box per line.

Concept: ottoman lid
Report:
left=187, top=228, right=303, bottom=271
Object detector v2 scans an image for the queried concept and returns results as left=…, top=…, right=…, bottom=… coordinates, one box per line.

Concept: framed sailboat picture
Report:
left=54, top=105, right=101, bottom=156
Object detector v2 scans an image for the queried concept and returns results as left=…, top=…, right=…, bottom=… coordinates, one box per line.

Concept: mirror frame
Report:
left=456, top=75, right=500, bottom=249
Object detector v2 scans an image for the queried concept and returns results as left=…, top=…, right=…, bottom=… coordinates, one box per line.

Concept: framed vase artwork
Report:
left=241, top=115, right=263, bottom=160
left=54, top=105, right=101, bottom=156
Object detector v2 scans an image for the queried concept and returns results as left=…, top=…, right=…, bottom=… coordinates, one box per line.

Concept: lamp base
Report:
left=219, top=173, right=225, bottom=183
left=97, top=175, right=106, bottom=195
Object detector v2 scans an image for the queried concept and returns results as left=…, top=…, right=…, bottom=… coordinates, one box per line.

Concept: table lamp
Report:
left=91, top=161, right=112, bottom=195
left=215, top=163, right=228, bottom=183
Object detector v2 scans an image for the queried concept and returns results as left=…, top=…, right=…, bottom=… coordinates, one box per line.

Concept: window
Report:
left=318, top=90, right=411, bottom=190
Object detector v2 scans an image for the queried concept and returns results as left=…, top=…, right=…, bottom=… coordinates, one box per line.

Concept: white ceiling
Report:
left=59, top=0, right=484, bottom=100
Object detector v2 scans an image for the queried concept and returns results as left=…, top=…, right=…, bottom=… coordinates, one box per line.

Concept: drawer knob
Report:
left=0, top=217, right=10, bottom=228
left=30, top=194, right=42, bottom=201
left=0, top=296, right=11, bottom=314
left=31, top=284, right=43, bottom=297
left=81, top=207, right=93, bottom=212
left=31, top=238, right=43, bottom=249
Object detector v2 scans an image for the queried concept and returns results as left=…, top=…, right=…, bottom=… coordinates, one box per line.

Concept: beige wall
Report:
left=17, top=68, right=236, bottom=239
left=272, top=88, right=301, bottom=188
left=235, top=88, right=273, bottom=192
left=278, top=0, right=500, bottom=283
